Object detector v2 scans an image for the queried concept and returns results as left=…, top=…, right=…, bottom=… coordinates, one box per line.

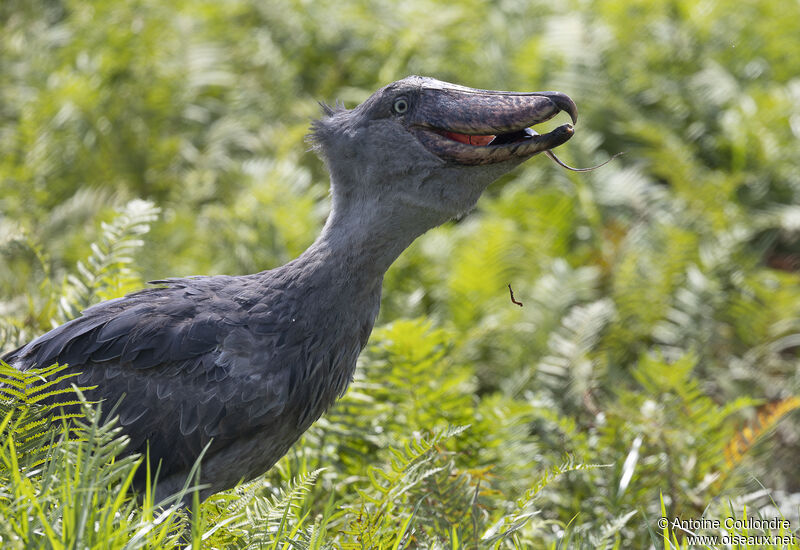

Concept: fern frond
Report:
left=0, top=362, right=183, bottom=549
left=0, top=361, right=90, bottom=469
left=220, top=468, right=323, bottom=548
left=724, top=396, right=800, bottom=470
left=481, top=458, right=606, bottom=546
left=56, top=198, right=159, bottom=323
left=341, top=426, right=469, bottom=549
left=40, top=186, right=117, bottom=244
left=535, top=298, right=616, bottom=404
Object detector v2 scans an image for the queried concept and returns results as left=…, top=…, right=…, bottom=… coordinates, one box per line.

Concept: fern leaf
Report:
left=724, top=396, right=800, bottom=470
left=0, top=361, right=92, bottom=469
left=231, top=468, right=323, bottom=547
left=56, top=198, right=159, bottom=323
left=535, top=298, right=616, bottom=403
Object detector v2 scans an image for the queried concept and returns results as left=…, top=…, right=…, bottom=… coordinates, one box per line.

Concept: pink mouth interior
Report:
left=442, top=131, right=495, bottom=146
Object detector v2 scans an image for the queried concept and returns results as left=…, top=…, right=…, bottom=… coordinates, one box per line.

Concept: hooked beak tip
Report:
left=557, top=95, right=579, bottom=124
left=540, top=92, right=578, bottom=124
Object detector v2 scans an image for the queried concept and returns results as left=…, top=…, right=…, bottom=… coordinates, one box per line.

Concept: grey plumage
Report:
left=3, top=76, right=577, bottom=501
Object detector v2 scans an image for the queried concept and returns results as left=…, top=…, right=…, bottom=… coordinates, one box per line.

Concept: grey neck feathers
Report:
left=293, top=177, right=440, bottom=295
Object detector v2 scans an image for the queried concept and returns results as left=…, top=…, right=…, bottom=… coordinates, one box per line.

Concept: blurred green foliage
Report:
left=2, top=0, right=800, bottom=547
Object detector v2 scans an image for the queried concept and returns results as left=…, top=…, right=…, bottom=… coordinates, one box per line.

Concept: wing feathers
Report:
left=3, top=274, right=316, bottom=487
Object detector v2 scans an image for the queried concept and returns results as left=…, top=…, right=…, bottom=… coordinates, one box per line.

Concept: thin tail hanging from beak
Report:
left=545, top=150, right=625, bottom=172
left=524, top=127, right=624, bottom=172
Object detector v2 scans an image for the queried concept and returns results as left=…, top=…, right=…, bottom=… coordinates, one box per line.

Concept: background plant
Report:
left=1, top=0, right=799, bottom=547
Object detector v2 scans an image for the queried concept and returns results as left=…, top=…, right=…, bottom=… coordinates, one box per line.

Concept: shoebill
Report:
left=3, top=76, right=578, bottom=501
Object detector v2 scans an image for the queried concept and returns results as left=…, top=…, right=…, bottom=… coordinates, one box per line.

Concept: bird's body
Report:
left=5, top=231, right=384, bottom=498
left=3, top=76, right=578, bottom=501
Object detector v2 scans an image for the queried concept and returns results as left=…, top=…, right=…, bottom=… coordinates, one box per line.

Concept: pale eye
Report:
left=393, top=97, right=409, bottom=114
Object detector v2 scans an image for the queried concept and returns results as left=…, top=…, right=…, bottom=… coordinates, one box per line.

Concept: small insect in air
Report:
left=508, top=284, right=523, bottom=307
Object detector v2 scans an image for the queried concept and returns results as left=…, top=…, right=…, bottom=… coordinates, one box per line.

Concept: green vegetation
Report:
left=1, top=0, right=799, bottom=547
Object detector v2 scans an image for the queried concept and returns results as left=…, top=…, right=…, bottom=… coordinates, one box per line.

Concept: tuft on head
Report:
left=317, top=100, right=346, bottom=117
left=306, top=100, right=348, bottom=154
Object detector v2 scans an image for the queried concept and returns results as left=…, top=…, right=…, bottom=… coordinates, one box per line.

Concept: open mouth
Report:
left=413, top=122, right=575, bottom=166
left=439, top=127, right=549, bottom=147
left=406, top=86, right=578, bottom=165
